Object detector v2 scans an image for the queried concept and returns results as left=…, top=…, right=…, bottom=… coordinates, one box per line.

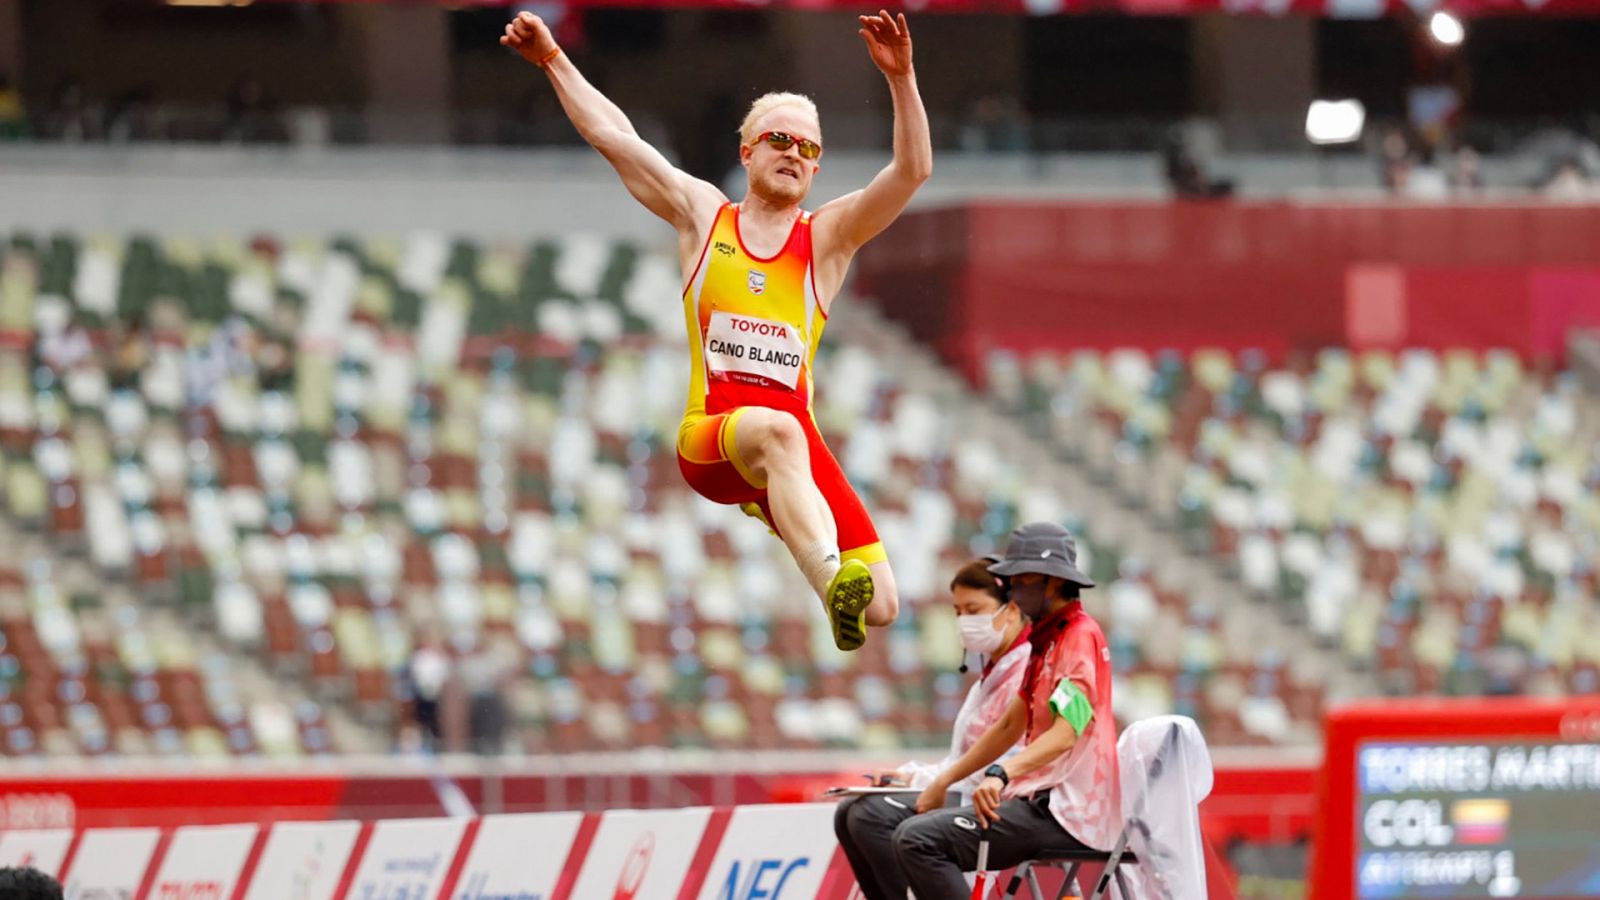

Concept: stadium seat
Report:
left=1003, top=344, right=1600, bottom=713
left=10, top=229, right=1497, bottom=755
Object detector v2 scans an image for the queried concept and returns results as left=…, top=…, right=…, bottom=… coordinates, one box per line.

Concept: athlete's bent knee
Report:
left=747, top=409, right=808, bottom=470
left=865, top=565, right=900, bottom=628
left=866, top=581, right=899, bottom=628
left=866, top=593, right=899, bottom=628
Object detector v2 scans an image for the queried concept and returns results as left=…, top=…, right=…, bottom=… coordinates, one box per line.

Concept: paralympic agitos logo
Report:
left=612, top=831, right=654, bottom=900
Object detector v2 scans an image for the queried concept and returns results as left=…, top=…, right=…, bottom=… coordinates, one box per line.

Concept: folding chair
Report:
left=1001, top=718, right=1198, bottom=900
left=1000, top=844, right=1138, bottom=900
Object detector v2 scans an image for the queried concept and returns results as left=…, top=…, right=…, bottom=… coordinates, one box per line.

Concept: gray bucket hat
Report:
left=986, top=521, right=1095, bottom=588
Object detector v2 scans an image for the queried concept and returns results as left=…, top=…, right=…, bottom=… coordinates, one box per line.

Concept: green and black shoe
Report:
left=825, top=559, right=874, bottom=652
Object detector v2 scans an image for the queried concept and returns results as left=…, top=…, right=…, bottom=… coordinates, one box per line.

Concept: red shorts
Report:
left=676, top=407, right=886, bottom=565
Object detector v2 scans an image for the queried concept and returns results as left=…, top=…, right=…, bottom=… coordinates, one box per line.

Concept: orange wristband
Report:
left=537, top=46, right=562, bottom=68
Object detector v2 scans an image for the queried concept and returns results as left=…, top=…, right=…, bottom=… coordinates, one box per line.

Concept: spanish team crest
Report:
left=747, top=268, right=767, bottom=295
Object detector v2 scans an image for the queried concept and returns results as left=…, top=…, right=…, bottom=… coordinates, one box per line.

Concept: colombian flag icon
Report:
left=1452, top=799, right=1510, bottom=845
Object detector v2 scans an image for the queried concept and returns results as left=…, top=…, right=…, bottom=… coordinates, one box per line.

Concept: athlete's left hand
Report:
left=859, top=10, right=913, bottom=78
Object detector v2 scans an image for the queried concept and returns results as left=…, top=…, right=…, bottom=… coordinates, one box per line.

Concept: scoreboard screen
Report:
left=1311, top=697, right=1600, bottom=900
left=1355, top=740, right=1600, bottom=898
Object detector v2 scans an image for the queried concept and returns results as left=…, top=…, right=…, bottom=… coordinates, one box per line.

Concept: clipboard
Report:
left=824, top=785, right=915, bottom=797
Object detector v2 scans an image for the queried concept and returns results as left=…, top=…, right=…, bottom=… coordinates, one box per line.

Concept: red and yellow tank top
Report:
left=681, top=202, right=826, bottom=421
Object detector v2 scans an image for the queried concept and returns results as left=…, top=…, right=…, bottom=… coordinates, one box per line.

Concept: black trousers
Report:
left=893, top=793, right=1089, bottom=899
left=834, top=791, right=923, bottom=900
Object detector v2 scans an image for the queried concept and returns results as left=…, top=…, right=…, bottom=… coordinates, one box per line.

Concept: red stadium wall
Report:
left=0, top=758, right=1316, bottom=839
left=855, top=202, right=1600, bottom=382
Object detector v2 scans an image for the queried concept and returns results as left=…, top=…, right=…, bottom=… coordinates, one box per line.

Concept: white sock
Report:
left=796, top=542, right=842, bottom=599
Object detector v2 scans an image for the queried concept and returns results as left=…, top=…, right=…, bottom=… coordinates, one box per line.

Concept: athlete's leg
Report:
left=731, top=406, right=841, bottom=588
left=680, top=406, right=840, bottom=593
left=686, top=406, right=876, bottom=649
left=812, top=430, right=899, bottom=628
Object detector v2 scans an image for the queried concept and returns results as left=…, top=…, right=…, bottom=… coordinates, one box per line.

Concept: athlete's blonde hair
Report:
left=738, top=92, right=821, bottom=146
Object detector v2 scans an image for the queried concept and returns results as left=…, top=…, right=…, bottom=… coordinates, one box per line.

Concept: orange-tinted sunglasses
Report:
left=754, top=130, right=822, bottom=160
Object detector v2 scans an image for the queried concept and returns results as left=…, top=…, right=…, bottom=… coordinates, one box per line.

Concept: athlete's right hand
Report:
left=501, top=12, right=559, bottom=66
left=915, top=780, right=947, bottom=814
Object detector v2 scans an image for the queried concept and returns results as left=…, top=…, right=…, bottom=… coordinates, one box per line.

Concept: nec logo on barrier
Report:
left=715, top=858, right=809, bottom=900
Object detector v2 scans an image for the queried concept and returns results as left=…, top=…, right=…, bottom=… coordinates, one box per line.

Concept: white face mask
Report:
left=957, top=609, right=1007, bottom=655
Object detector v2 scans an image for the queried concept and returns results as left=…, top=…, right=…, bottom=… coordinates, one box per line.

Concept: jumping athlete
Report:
left=504, top=10, right=931, bottom=649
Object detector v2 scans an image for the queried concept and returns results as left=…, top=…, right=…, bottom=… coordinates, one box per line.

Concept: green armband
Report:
left=1048, top=678, right=1094, bottom=736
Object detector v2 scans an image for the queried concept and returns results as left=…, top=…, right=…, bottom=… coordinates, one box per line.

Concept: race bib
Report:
left=704, top=310, right=806, bottom=391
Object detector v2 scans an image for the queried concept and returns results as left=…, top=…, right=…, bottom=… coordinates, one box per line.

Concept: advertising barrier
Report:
left=61, top=826, right=163, bottom=899
left=0, top=803, right=866, bottom=900
left=343, top=817, right=471, bottom=899
left=448, top=811, right=585, bottom=899
left=567, top=807, right=717, bottom=900
left=694, top=805, right=843, bottom=900
left=146, top=824, right=260, bottom=900
left=241, top=820, right=364, bottom=900
left=0, top=828, right=73, bottom=875
left=11, top=697, right=1589, bottom=899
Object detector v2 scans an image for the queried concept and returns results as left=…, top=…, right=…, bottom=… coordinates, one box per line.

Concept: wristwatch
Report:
left=983, top=764, right=1010, bottom=786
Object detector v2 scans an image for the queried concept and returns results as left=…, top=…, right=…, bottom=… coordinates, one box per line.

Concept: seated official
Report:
left=893, top=522, right=1122, bottom=899
left=835, top=558, right=1031, bottom=900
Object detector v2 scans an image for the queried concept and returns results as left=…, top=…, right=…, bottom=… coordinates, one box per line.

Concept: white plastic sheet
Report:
left=1115, top=715, right=1214, bottom=900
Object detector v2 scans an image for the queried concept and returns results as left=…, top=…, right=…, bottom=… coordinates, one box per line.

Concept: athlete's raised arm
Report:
left=503, top=12, right=724, bottom=232
left=813, top=11, right=933, bottom=258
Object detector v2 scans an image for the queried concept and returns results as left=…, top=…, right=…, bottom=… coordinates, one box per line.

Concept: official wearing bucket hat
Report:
left=889, top=522, right=1122, bottom=899
left=987, top=521, right=1094, bottom=584
left=984, top=520, right=1094, bottom=626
